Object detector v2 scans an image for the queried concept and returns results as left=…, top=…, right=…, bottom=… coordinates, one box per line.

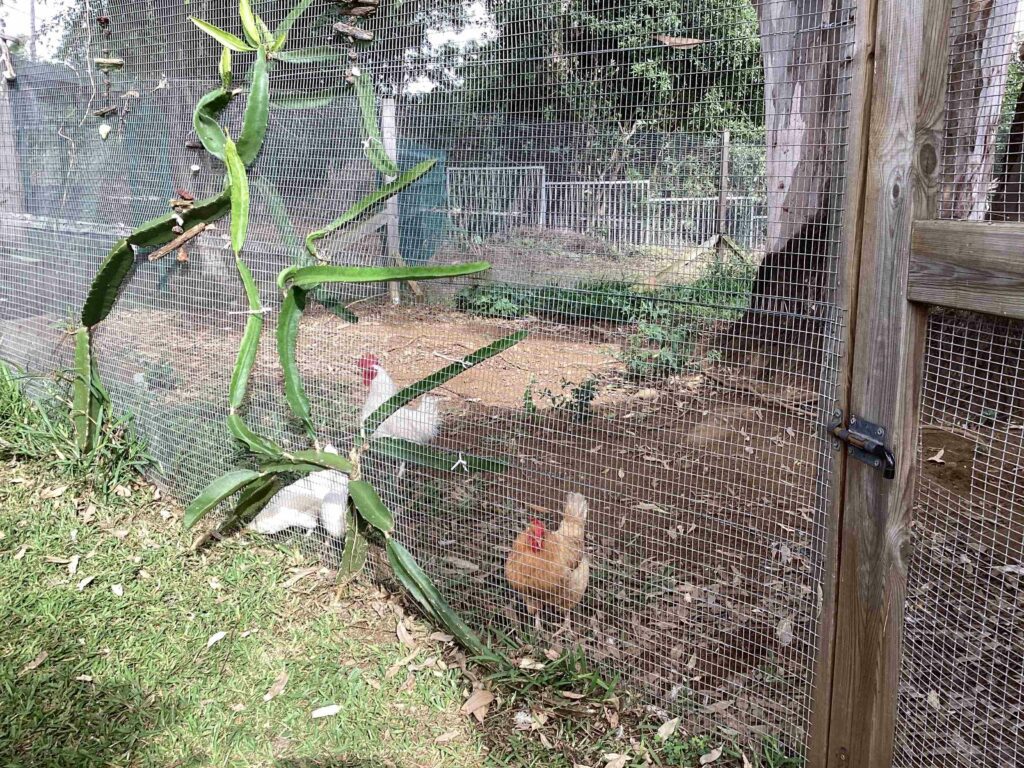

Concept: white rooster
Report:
left=357, top=354, right=442, bottom=444
left=247, top=445, right=349, bottom=538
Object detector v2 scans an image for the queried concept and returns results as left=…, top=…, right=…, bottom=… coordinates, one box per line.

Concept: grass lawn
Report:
left=0, top=459, right=486, bottom=768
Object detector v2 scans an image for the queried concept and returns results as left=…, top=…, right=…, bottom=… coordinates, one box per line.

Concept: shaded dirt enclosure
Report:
left=1, top=0, right=1023, bottom=765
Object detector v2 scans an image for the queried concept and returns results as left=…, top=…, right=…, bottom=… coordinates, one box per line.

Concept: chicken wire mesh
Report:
left=0, top=0, right=859, bottom=756
left=894, top=1, right=1024, bottom=765
left=895, top=312, right=1024, bottom=768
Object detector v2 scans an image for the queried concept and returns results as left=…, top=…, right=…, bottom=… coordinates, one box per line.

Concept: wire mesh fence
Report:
left=893, top=1, right=1024, bottom=765
left=0, top=0, right=859, bottom=757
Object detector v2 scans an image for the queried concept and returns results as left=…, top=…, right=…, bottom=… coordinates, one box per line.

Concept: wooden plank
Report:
left=805, top=0, right=879, bottom=764
left=824, top=0, right=953, bottom=764
left=908, top=221, right=1024, bottom=318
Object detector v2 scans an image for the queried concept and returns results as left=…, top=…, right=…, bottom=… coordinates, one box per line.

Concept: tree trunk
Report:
left=989, top=47, right=1024, bottom=222
left=723, top=0, right=853, bottom=373
left=943, top=0, right=1019, bottom=220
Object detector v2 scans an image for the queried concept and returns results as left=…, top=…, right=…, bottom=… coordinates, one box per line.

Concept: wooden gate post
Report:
left=820, top=0, right=953, bottom=765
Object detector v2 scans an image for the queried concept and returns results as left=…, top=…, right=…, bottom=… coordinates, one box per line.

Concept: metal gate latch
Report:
left=828, top=412, right=896, bottom=480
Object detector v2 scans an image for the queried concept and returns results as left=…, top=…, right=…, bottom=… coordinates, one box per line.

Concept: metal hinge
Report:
left=829, top=411, right=897, bottom=480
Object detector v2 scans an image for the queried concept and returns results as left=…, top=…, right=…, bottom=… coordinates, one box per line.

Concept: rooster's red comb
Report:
left=357, top=353, right=380, bottom=370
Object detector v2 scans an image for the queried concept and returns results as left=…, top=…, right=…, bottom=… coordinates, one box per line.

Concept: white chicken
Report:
left=357, top=354, right=442, bottom=444
left=247, top=445, right=349, bottom=538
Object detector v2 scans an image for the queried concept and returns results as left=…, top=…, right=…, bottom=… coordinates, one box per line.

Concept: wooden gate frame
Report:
left=810, top=0, right=1024, bottom=765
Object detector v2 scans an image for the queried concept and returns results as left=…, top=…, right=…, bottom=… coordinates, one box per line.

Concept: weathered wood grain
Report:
left=824, top=0, right=952, bottom=765
left=909, top=221, right=1024, bottom=318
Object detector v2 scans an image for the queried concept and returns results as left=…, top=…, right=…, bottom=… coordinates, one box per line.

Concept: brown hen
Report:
left=505, top=492, right=590, bottom=630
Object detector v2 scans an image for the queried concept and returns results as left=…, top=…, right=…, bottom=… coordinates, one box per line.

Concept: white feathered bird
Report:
left=357, top=354, right=441, bottom=444
left=247, top=445, right=349, bottom=538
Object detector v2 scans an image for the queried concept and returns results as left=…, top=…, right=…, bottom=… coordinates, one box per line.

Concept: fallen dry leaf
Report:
left=110, top=584, right=124, bottom=597
left=113, top=485, right=132, bottom=498
left=75, top=674, right=93, bottom=682
left=442, top=556, right=479, bottom=572
left=776, top=618, right=794, bottom=647
left=656, top=716, right=680, bottom=741
left=20, top=651, right=48, bottom=675
left=434, top=730, right=460, bottom=744
left=81, top=504, right=96, bottom=523
left=700, top=746, right=724, bottom=765
left=926, top=449, right=946, bottom=464
left=311, top=704, right=340, bottom=719
left=263, top=670, right=289, bottom=702
left=41, top=485, right=68, bottom=499
left=230, top=702, right=246, bottom=712
left=77, top=575, right=96, bottom=591
left=68, top=555, right=80, bottom=576
left=461, top=688, right=495, bottom=723
left=396, top=620, right=416, bottom=649
left=206, top=631, right=227, bottom=649
left=603, top=754, right=629, bottom=768
left=741, top=752, right=753, bottom=768
left=13, top=544, right=27, bottom=561
left=518, top=657, right=546, bottom=671
left=927, top=690, right=941, bottom=711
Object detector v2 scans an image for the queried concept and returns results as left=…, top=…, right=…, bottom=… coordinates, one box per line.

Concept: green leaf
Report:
left=365, top=331, right=526, bottom=436
left=184, top=469, right=265, bottom=529
left=256, top=14, right=274, bottom=47
left=339, top=512, right=369, bottom=575
left=278, top=287, right=315, bottom=439
left=349, top=479, right=394, bottom=534
left=302, top=158, right=437, bottom=260
left=227, top=413, right=283, bottom=458
left=354, top=71, right=399, bottom=176
left=228, top=260, right=262, bottom=410
left=81, top=239, right=133, bottom=327
left=128, top=188, right=232, bottom=250
left=280, top=262, right=490, bottom=291
left=193, top=87, right=232, bottom=160
left=190, top=17, right=254, bottom=52
left=287, top=449, right=353, bottom=474
left=219, top=46, right=232, bottom=89
left=87, top=352, right=107, bottom=451
left=221, top=475, right=282, bottom=532
left=269, top=93, right=336, bottom=110
left=258, top=461, right=325, bottom=475
left=273, top=0, right=313, bottom=47
left=71, top=328, right=91, bottom=451
left=238, top=0, right=262, bottom=47
left=237, top=47, right=270, bottom=166
left=274, top=47, right=341, bottom=64
left=386, top=539, right=502, bottom=662
left=369, top=438, right=508, bottom=474
left=224, top=136, right=250, bottom=255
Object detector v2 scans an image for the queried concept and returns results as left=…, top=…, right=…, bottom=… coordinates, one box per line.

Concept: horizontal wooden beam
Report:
left=909, top=220, right=1024, bottom=319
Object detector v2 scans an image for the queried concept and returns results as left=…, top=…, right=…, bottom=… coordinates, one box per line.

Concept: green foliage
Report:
left=190, top=17, right=255, bottom=52
left=80, top=240, right=133, bottom=328
left=458, top=258, right=756, bottom=379
left=280, top=261, right=491, bottom=290
left=278, top=287, right=315, bottom=439
left=363, top=331, right=527, bottom=436
left=193, top=87, right=233, bottom=160
left=236, top=47, right=271, bottom=166
left=355, top=70, right=400, bottom=175
left=302, top=158, right=439, bottom=260
left=71, top=328, right=92, bottom=450
left=0, top=363, right=150, bottom=497
left=224, top=135, right=251, bottom=254
left=184, top=469, right=267, bottom=529
left=348, top=479, right=395, bottom=534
